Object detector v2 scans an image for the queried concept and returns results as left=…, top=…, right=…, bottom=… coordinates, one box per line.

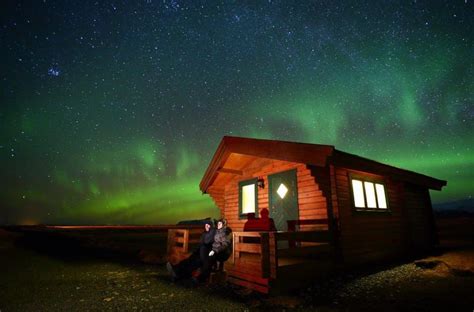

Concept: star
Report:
left=48, top=68, right=60, bottom=77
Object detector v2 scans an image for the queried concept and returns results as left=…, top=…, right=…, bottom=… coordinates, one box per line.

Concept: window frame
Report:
left=238, top=178, right=259, bottom=219
left=349, top=173, right=390, bottom=213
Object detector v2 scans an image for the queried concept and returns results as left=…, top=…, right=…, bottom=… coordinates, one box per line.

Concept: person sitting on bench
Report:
left=195, top=218, right=231, bottom=283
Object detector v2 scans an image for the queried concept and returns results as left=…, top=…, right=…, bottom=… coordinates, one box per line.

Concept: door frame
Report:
left=268, top=168, right=299, bottom=231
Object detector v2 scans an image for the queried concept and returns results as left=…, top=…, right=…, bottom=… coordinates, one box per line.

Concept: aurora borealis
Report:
left=1, top=1, right=472, bottom=225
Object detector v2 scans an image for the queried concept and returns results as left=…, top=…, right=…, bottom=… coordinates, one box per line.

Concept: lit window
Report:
left=375, top=183, right=387, bottom=208
left=242, top=184, right=256, bottom=214
left=364, top=182, right=377, bottom=208
left=239, top=178, right=258, bottom=217
left=351, top=178, right=388, bottom=210
left=351, top=180, right=365, bottom=208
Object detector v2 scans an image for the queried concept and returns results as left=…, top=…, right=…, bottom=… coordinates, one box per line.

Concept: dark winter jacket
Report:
left=192, top=227, right=215, bottom=257
left=200, top=228, right=216, bottom=247
left=212, top=227, right=231, bottom=254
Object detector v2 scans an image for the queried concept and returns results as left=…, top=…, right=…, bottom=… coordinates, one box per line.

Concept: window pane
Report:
left=352, top=179, right=365, bottom=208
left=364, top=182, right=377, bottom=208
left=242, top=184, right=255, bottom=214
left=375, top=184, right=387, bottom=208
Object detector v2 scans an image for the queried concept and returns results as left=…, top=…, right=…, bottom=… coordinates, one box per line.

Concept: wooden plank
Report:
left=298, top=175, right=318, bottom=183
left=227, top=270, right=270, bottom=286
left=269, top=232, right=278, bottom=279
left=175, top=237, right=200, bottom=244
left=260, top=232, right=270, bottom=278
left=217, top=167, right=243, bottom=175
left=277, top=244, right=333, bottom=257
left=231, top=258, right=263, bottom=271
left=298, top=186, right=323, bottom=195
left=227, top=276, right=269, bottom=294
left=275, top=230, right=330, bottom=242
left=299, top=202, right=328, bottom=210
left=233, top=231, right=263, bottom=237
left=235, top=243, right=262, bottom=254
left=298, top=210, right=328, bottom=217
left=287, top=219, right=328, bottom=227
left=297, top=179, right=319, bottom=188
left=298, top=194, right=324, bottom=202
left=299, top=201, right=327, bottom=208
left=299, top=205, right=327, bottom=213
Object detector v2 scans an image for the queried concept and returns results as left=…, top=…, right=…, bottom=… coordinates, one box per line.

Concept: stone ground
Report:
left=0, top=230, right=249, bottom=311
left=1, top=229, right=473, bottom=311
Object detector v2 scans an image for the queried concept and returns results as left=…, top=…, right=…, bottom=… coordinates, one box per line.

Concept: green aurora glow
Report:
left=0, top=1, right=472, bottom=224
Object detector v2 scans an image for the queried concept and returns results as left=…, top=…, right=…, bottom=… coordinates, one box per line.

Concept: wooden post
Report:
left=260, top=232, right=270, bottom=278
left=287, top=220, right=296, bottom=248
left=269, top=232, right=278, bottom=279
left=232, top=232, right=237, bottom=264
left=167, top=229, right=176, bottom=263
left=183, top=229, right=189, bottom=253
left=232, top=232, right=235, bottom=264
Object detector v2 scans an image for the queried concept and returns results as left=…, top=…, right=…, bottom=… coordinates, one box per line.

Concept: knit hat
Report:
left=203, top=218, right=214, bottom=227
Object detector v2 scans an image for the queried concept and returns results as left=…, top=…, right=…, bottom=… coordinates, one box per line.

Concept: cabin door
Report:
left=268, top=169, right=299, bottom=232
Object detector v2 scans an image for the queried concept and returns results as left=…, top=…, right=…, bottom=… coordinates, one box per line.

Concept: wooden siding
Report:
left=219, top=160, right=329, bottom=232
left=334, top=167, right=407, bottom=264
left=207, top=186, right=225, bottom=213
left=403, top=183, right=436, bottom=252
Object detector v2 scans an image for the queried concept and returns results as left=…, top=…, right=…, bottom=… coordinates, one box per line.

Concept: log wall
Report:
left=220, top=160, right=329, bottom=232
left=333, top=167, right=407, bottom=264
left=403, top=183, right=436, bottom=252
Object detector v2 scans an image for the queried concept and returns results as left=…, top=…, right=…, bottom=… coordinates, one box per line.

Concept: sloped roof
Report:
left=199, top=136, right=447, bottom=193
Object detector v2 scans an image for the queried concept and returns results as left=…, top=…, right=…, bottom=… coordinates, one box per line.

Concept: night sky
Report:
left=1, top=1, right=472, bottom=225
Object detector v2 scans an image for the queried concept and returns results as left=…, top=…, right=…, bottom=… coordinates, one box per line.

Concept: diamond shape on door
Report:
left=276, top=183, right=288, bottom=199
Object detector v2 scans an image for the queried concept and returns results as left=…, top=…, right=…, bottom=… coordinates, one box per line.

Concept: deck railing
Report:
left=167, top=227, right=202, bottom=264
left=230, top=228, right=332, bottom=292
left=166, top=222, right=333, bottom=293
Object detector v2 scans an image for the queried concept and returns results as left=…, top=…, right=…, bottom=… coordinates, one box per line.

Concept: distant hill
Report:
left=177, top=217, right=214, bottom=226
left=433, top=198, right=474, bottom=217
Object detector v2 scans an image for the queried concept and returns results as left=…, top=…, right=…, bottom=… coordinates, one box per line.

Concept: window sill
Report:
left=239, top=213, right=258, bottom=220
left=353, top=208, right=391, bottom=215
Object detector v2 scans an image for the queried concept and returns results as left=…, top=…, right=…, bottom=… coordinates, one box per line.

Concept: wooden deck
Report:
left=227, top=229, right=334, bottom=293
left=167, top=225, right=336, bottom=294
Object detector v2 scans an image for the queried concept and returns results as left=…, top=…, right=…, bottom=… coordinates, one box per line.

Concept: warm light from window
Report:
left=375, top=183, right=387, bottom=208
left=242, top=184, right=255, bottom=214
left=352, top=179, right=365, bottom=207
left=364, top=182, right=377, bottom=208
left=351, top=178, right=388, bottom=210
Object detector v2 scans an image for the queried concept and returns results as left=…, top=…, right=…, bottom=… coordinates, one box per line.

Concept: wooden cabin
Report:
left=168, top=136, right=446, bottom=293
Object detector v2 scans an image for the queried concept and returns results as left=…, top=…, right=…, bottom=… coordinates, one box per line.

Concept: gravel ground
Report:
left=298, top=257, right=474, bottom=311
left=1, top=230, right=473, bottom=312
left=0, top=231, right=252, bottom=312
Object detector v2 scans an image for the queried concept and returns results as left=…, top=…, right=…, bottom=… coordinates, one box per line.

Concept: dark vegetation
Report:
left=0, top=214, right=473, bottom=311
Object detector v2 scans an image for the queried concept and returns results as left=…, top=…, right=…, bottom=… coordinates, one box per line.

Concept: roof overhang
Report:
left=332, top=150, right=447, bottom=190
left=199, top=136, right=447, bottom=193
left=199, top=136, right=334, bottom=193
